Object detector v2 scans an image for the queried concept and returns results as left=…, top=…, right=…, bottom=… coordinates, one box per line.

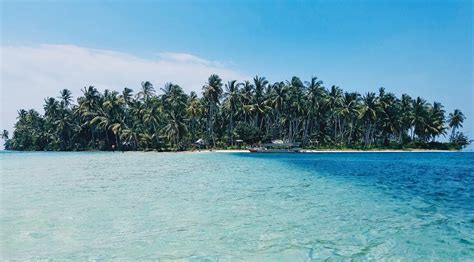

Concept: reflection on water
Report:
left=1, top=152, right=473, bottom=260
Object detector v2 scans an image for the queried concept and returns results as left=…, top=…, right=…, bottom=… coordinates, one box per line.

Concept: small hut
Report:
left=192, top=139, right=206, bottom=150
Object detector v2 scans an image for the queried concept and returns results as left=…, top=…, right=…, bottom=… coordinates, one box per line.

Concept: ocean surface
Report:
left=1, top=151, right=473, bottom=260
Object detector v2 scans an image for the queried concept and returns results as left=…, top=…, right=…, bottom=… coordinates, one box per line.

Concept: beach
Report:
left=187, top=149, right=457, bottom=153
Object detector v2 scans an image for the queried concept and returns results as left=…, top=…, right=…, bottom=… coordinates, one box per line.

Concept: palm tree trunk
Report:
left=153, top=123, right=159, bottom=147
left=278, top=111, right=282, bottom=138
left=370, top=125, right=375, bottom=146
left=229, top=112, right=234, bottom=146
left=91, top=127, right=95, bottom=149
left=115, top=133, right=119, bottom=149
left=191, top=119, right=196, bottom=144
left=255, top=112, right=259, bottom=128
left=207, top=103, right=212, bottom=147
left=303, top=117, right=310, bottom=146
left=288, top=118, right=292, bottom=143
left=348, top=121, right=353, bottom=145
left=105, top=129, right=110, bottom=146
left=209, top=103, right=215, bottom=147
left=364, top=122, right=371, bottom=147
left=68, top=129, right=72, bottom=150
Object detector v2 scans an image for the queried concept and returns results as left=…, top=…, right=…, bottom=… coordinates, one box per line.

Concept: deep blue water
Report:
left=1, top=151, right=473, bottom=260
left=238, top=152, right=474, bottom=217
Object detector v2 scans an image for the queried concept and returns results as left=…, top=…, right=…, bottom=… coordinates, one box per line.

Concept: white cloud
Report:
left=158, top=52, right=214, bottom=65
left=0, top=44, right=247, bottom=147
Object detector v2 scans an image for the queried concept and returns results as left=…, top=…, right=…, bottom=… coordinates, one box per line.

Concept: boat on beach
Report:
left=248, top=147, right=301, bottom=153
left=248, top=141, right=302, bottom=153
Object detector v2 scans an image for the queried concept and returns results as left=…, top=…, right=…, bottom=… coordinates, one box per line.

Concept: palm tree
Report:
left=359, top=92, right=379, bottom=146
left=121, top=128, right=139, bottom=150
left=42, top=97, right=62, bottom=147
left=78, top=86, right=100, bottom=148
left=340, top=92, right=361, bottom=145
left=186, top=91, right=203, bottom=143
left=400, top=94, right=413, bottom=142
left=412, top=97, right=429, bottom=142
left=44, top=97, right=59, bottom=119
left=80, top=86, right=100, bottom=108
left=327, top=85, right=343, bottom=144
left=252, top=76, right=269, bottom=128
left=1, top=130, right=9, bottom=140
left=448, top=109, right=465, bottom=137
left=270, top=82, right=288, bottom=138
left=59, top=89, right=73, bottom=108
left=142, top=102, right=162, bottom=147
left=121, top=87, right=134, bottom=106
left=91, top=112, right=112, bottom=146
left=138, top=132, right=154, bottom=149
left=223, top=80, right=241, bottom=145
left=161, top=83, right=188, bottom=148
left=377, top=90, right=401, bottom=145
left=427, top=102, right=446, bottom=142
left=162, top=111, right=187, bottom=148
left=302, top=77, right=324, bottom=144
left=286, top=77, right=306, bottom=142
left=137, top=81, right=155, bottom=103
left=202, top=74, right=223, bottom=147
left=5, top=75, right=469, bottom=151
left=109, top=118, right=126, bottom=148
left=240, top=80, right=254, bottom=124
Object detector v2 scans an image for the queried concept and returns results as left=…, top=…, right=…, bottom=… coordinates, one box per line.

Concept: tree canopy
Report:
left=3, top=75, right=470, bottom=151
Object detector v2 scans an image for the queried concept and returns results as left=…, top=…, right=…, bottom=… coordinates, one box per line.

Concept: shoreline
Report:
left=1, top=149, right=463, bottom=154
left=199, top=149, right=459, bottom=153
left=156, top=148, right=460, bottom=153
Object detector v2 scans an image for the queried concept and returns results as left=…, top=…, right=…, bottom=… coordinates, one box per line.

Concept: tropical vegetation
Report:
left=3, top=75, right=470, bottom=151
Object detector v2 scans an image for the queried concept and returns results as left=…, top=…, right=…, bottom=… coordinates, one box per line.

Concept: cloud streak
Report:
left=0, top=44, right=247, bottom=146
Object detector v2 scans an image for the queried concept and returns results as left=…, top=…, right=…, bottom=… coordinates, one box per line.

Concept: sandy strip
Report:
left=134, top=149, right=457, bottom=154
left=300, top=149, right=455, bottom=153
left=188, top=149, right=456, bottom=153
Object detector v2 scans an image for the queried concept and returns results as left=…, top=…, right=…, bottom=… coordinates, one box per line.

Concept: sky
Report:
left=1, top=0, right=472, bottom=149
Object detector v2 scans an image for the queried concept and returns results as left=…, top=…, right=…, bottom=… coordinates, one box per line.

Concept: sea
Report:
left=1, top=151, right=473, bottom=260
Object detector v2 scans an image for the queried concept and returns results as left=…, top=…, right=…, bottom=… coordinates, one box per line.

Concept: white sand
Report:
left=192, top=149, right=455, bottom=153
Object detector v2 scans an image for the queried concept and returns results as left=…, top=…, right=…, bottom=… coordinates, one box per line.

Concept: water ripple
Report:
left=1, top=152, right=473, bottom=260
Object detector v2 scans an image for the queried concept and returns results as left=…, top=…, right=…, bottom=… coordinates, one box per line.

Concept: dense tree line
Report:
left=2, top=75, right=470, bottom=151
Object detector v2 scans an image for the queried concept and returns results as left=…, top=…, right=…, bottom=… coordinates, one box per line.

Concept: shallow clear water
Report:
left=1, top=152, right=473, bottom=260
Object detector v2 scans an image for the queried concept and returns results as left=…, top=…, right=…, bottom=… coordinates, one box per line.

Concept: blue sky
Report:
left=1, top=0, right=472, bottom=147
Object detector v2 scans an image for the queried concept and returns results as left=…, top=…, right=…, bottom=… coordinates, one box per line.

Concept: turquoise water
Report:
left=1, top=152, right=473, bottom=260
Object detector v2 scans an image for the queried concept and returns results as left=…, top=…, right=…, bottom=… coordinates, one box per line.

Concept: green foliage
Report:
left=234, top=122, right=261, bottom=145
left=449, top=132, right=471, bottom=150
left=3, top=75, right=470, bottom=151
